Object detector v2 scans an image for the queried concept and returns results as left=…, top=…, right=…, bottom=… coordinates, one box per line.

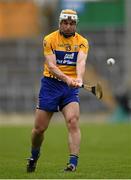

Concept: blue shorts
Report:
left=37, top=77, right=79, bottom=112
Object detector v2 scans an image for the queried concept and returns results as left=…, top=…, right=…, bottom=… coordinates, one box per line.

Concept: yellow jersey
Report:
left=43, top=30, right=89, bottom=78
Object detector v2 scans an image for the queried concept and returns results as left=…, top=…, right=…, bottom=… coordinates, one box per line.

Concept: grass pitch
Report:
left=0, top=121, right=131, bottom=179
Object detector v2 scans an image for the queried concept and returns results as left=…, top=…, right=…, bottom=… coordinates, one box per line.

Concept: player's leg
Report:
left=31, top=109, right=53, bottom=154
left=62, top=102, right=81, bottom=171
left=27, top=109, right=53, bottom=172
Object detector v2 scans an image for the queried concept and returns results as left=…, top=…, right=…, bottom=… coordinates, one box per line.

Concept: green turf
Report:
left=0, top=122, right=131, bottom=179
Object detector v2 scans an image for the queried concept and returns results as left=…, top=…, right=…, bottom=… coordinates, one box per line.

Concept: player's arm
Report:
left=76, top=50, right=87, bottom=86
left=76, top=39, right=89, bottom=86
left=45, top=54, right=75, bottom=87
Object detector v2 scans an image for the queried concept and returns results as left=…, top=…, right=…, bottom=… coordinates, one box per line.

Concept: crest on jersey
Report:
left=65, top=44, right=71, bottom=51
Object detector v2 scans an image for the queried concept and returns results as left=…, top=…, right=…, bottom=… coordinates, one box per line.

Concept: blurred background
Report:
left=0, top=0, right=131, bottom=123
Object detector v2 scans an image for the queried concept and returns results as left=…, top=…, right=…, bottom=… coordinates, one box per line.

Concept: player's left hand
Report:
left=74, top=78, right=83, bottom=88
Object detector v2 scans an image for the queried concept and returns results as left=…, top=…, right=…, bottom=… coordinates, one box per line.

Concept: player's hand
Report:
left=66, top=77, right=82, bottom=88
left=66, top=77, right=78, bottom=87
left=75, top=78, right=83, bottom=87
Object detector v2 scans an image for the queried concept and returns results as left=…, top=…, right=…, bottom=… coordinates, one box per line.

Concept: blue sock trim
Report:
left=69, top=154, right=78, bottom=167
left=31, top=148, right=40, bottom=160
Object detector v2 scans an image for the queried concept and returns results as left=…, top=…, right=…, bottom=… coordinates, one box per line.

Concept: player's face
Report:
left=59, top=18, right=77, bottom=38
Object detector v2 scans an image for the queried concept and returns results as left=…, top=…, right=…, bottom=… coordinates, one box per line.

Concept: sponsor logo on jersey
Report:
left=57, top=59, right=76, bottom=65
left=64, top=53, right=74, bottom=60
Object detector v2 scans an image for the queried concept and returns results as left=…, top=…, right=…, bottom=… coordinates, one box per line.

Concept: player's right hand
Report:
left=66, top=77, right=79, bottom=88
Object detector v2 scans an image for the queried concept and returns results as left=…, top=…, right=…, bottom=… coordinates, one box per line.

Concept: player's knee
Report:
left=33, top=125, right=48, bottom=134
left=68, top=116, right=79, bottom=131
